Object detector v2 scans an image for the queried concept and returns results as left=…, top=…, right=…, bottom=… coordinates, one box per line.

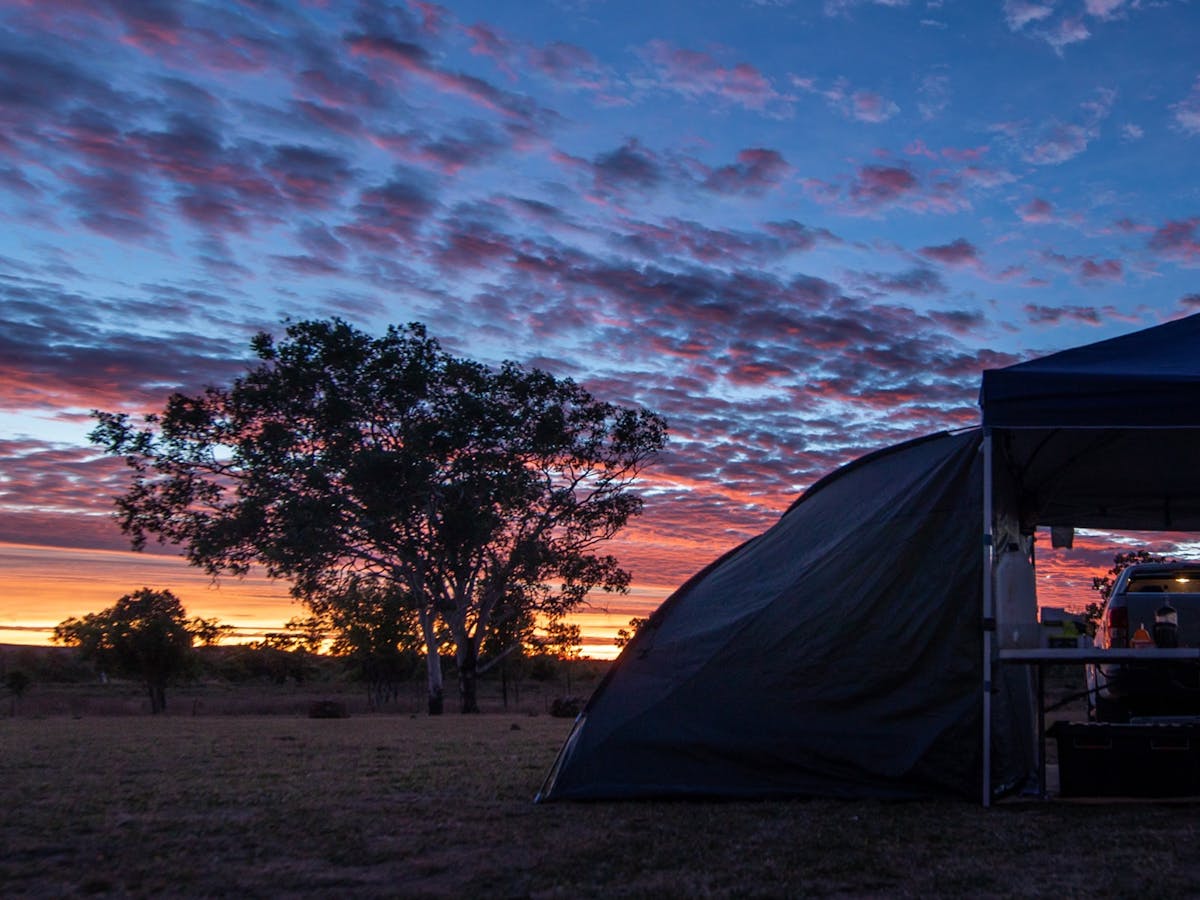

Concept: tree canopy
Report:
left=52, top=588, right=199, bottom=713
left=91, top=318, right=667, bottom=713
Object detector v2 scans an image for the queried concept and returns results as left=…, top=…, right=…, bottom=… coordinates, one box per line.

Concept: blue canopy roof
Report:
left=980, top=313, right=1200, bottom=429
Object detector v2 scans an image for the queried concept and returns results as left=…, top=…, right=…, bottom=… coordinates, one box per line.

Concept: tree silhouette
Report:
left=53, top=588, right=197, bottom=713
left=91, top=318, right=666, bottom=714
left=5, top=670, right=31, bottom=716
left=613, top=616, right=650, bottom=648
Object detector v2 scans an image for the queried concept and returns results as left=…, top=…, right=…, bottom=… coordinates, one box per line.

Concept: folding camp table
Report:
left=997, top=647, right=1200, bottom=799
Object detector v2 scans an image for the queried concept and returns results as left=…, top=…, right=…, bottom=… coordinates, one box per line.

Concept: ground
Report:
left=4, top=669, right=1200, bottom=897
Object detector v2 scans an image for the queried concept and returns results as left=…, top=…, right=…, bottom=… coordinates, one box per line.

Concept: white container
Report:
left=995, top=542, right=1039, bottom=649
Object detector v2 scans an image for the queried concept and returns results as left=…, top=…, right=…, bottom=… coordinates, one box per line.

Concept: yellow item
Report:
left=1131, top=623, right=1153, bottom=648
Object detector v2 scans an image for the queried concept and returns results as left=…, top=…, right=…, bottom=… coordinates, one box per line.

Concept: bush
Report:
left=308, top=700, right=349, bottom=719
left=550, top=696, right=582, bottom=718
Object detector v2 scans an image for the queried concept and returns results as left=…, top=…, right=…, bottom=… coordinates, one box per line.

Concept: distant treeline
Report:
left=0, top=642, right=609, bottom=702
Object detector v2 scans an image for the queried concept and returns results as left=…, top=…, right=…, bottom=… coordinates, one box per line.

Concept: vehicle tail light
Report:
left=1107, top=605, right=1128, bottom=648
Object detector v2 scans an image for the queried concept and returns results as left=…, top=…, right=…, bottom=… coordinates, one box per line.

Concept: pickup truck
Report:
left=1086, top=562, right=1200, bottom=722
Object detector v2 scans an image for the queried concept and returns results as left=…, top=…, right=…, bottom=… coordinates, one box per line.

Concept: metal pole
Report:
left=982, top=429, right=994, bottom=807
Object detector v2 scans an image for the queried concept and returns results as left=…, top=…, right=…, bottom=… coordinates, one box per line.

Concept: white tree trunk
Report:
left=418, top=609, right=444, bottom=715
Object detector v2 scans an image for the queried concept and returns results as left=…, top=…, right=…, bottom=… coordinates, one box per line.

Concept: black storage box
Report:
left=1049, top=721, right=1200, bottom=798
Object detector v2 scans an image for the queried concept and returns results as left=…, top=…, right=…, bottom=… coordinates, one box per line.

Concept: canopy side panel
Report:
left=542, top=429, right=1014, bottom=801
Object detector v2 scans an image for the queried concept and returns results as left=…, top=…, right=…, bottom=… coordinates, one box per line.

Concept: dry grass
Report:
left=4, top=696, right=1200, bottom=897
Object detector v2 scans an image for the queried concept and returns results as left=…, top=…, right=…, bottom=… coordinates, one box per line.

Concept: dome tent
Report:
left=539, top=312, right=1200, bottom=803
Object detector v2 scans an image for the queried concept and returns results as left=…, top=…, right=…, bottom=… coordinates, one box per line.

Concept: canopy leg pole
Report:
left=982, top=430, right=995, bottom=807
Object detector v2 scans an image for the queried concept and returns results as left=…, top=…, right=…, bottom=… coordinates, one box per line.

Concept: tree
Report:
left=90, top=318, right=667, bottom=714
left=189, top=616, right=234, bottom=647
left=541, top=620, right=583, bottom=695
left=613, top=616, right=650, bottom=649
left=5, top=670, right=31, bottom=717
left=52, top=588, right=199, bottom=713
left=1084, top=550, right=1174, bottom=633
left=313, top=577, right=424, bottom=709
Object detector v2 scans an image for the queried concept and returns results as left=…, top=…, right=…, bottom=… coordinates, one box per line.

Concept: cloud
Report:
left=1039, top=249, right=1125, bottom=284
left=1149, top=218, right=1200, bottom=265
left=919, top=238, right=982, bottom=269
left=637, top=40, right=792, bottom=115
left=373, top=120, right=510, bottom=174
left=856, top=267, right=948, bottom=296
left=824, top=0, right=912, bottom=14
left=463, top=21, right=610, bottom=94
left=1018, top=197, right=1056, bottom=223
left=991, top=88, right=1114, bottom=165
left=917, top=72, right=950, bottom=121
left=792, top=75, right=900, bottom=123
left=1042, top=16, right=1091, bottom=53
left=592, top=139, right=665, bottom=193
left=0, top=275, right=258, bottom=414
left=1172, top=78, right=1200, bottom=136
left=1084, top=0, right=1129, bottom=19
left=701, top=148, right=791, bottom=196
left=335, top=174, right=439, bottom=252
left=1023, top=304, right=1105, bottom=325
left=1003, top=2, right=1090, bottom=53
left=1003, top=1, right=1054, bottom=31
left=851, top=164, right=918, bottom=204
left=615, top=217, right=838, bottom=266
left=346, top=29, right=561, bottom=134
left=805, top=158, right=974, bottom=216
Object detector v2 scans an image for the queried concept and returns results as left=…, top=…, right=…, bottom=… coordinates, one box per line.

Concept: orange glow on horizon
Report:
left=0, top=542, right=676, bottom=659
left=0, top=542, right=303, bottom=645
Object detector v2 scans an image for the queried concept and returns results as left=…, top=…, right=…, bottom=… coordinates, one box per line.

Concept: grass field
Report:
left=5, top=696, right=1200, bottom=899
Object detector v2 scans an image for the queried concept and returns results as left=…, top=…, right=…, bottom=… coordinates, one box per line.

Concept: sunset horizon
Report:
left=4, top=0, right=1200, bottom=661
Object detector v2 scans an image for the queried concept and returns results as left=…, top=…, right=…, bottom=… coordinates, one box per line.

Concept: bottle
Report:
left=1131, top=623, right=1154, bottom=649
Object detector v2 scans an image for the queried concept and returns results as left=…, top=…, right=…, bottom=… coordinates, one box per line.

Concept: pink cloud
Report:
left=850, top=91, right=899, bottom=123
left=1079, top=258, right=1122, bottom=283
left=849, top=164, right=918, bottom=205
left=1149, top=218, right=1200, bottom=264
left=1018, top=197, right=1055, bottom=223
left=1039, top=249, right=1126, bottom=284
left=410, top=1, right=450, bottom=38
left=793, top=75, right=898, bottom=124
left=919, top=238, right=981, bottom=268
left=464, top=22, right=517, bottom=78
left=941, top=145, right=989, bottom=162
left=905, top=139, right=937, bottom=159
left=640, top=40, right=790, bottom=114
left=702, top=148, right=791, bottom=196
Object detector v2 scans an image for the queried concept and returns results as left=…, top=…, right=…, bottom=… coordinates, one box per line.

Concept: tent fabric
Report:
left=980, top=312, right=1200, bottom=429
left=538, top=430, right=1033, bottom=801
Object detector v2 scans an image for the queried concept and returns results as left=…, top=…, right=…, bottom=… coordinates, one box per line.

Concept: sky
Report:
left=3, top=0, right=1200, bottom=657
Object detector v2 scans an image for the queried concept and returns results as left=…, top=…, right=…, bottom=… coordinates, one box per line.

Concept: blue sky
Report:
left=2, top=0, right=1199, bottom=646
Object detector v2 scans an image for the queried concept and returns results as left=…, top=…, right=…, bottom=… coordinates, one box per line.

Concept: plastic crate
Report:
left=1049, top=721, right=1200, bottom=798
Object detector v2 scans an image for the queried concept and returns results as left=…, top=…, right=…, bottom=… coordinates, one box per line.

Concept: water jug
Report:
left=1154, top=602, right=1179, bottom=648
